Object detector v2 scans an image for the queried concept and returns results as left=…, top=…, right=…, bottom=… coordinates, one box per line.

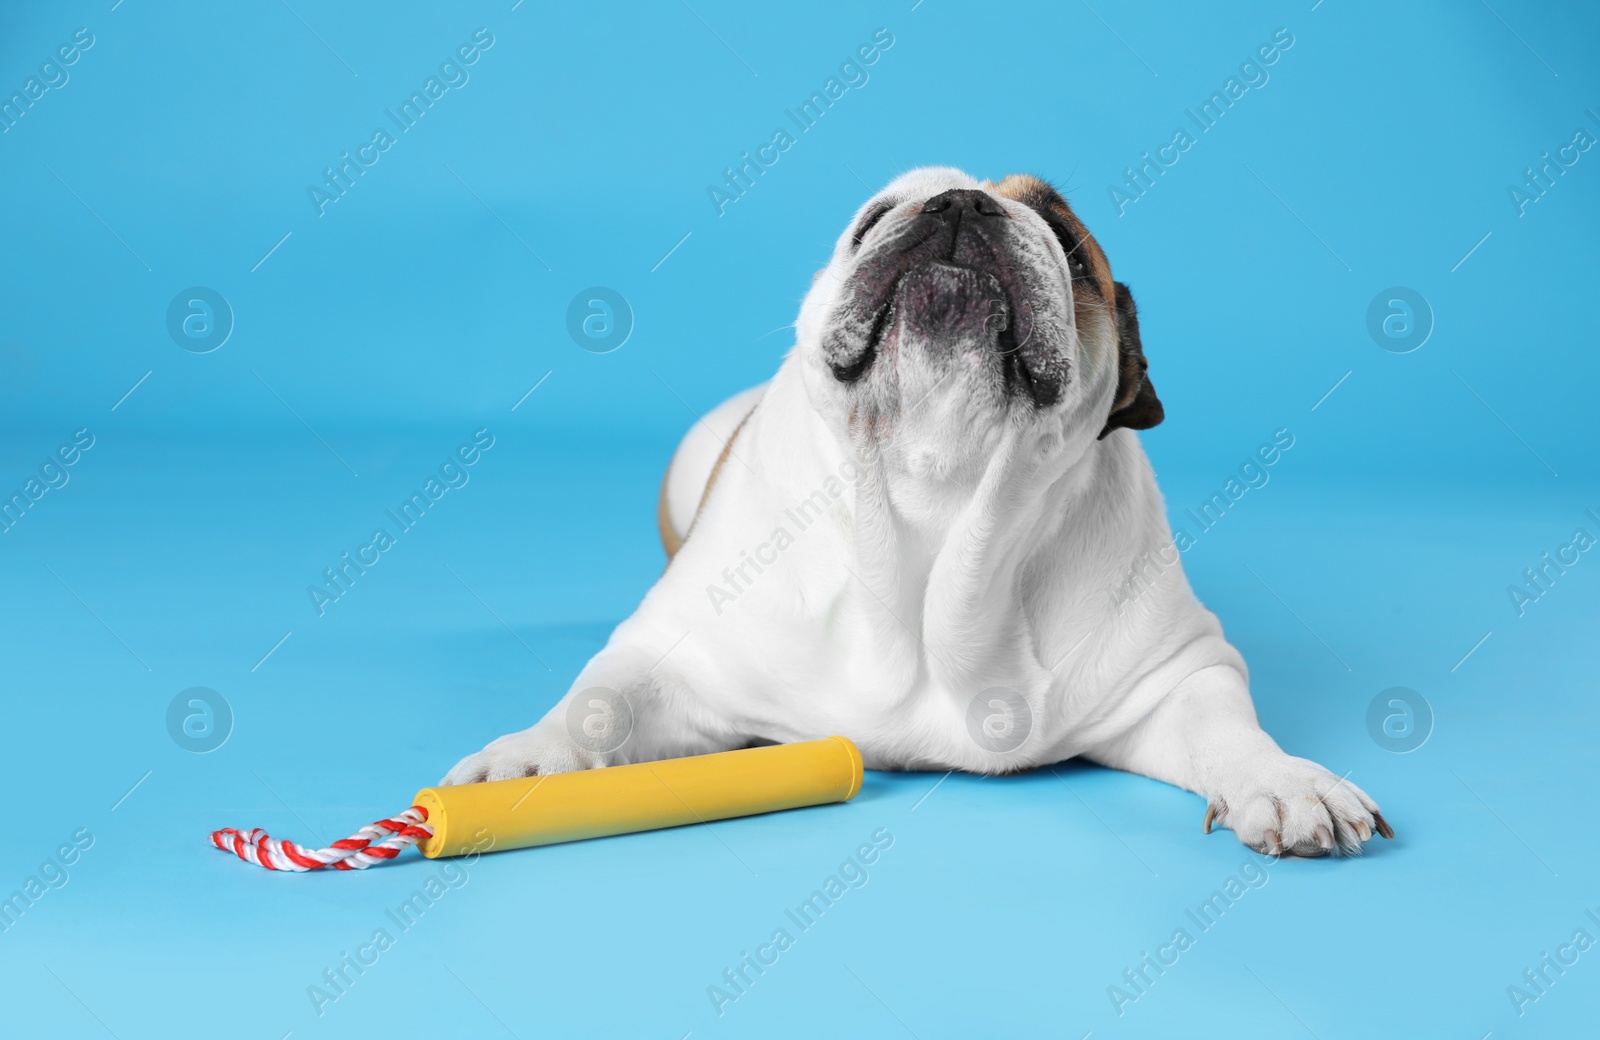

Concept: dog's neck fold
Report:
left=839, top=412, right=1103, bottom=696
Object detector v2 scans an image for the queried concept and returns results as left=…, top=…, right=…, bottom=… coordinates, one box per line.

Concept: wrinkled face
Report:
left=797, top=167, right=1148, bottom=475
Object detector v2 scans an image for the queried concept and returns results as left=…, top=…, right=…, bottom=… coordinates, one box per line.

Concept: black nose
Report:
left=921, top=188, right=1006, bottom=220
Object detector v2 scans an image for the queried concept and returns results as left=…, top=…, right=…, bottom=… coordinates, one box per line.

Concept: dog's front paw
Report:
left=1204, top=756, right=1392, bottom=857
left=441, top=727, right=595, bottom=785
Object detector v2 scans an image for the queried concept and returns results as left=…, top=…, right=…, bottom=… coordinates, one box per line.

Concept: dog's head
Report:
left=797, top=167, right=1161, bottom=473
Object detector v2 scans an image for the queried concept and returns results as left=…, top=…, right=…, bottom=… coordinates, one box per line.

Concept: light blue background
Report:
left=2, top=1, right=1597, bottom=1037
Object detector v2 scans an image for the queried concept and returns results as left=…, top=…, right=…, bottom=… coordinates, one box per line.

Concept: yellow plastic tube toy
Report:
left=210, top=737, right=865, bottom=871
left=415, top=736, right=864, bottom=858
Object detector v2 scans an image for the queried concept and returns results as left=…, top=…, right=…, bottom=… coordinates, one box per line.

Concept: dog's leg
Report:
left=440, top=624, right=741, bottom=784
left=1086, top=664, right=1391, bottom=856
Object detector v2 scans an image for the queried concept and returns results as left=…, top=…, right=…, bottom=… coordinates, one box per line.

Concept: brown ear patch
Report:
left=988, top=174, right=1114, bottom=303
left=1100, top=281, right=1164, bottom=437
left=984, top=174, right=1162, bottom=437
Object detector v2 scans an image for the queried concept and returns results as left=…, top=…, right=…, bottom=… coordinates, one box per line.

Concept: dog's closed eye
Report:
left=1045, top=216, right=1091, bottom=279
left=851, top=201, right=895, bottom=249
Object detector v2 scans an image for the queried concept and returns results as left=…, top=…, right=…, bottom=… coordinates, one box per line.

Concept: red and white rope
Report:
left=210, top=806, right=432, bottom=871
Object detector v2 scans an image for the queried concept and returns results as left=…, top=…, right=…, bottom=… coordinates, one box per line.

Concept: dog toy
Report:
left=210, top=736, right=864, bottom=871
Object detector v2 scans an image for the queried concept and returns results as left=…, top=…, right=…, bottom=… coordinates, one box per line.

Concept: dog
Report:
left=444, top=166, right=1392, bottom=857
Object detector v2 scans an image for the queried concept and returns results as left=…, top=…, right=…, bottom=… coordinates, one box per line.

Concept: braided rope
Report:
left=210, top=806, right=432, bottom=871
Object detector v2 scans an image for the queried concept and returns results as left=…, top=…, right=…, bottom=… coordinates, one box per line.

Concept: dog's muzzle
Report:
left=824, top=188, right=1064, bottom=408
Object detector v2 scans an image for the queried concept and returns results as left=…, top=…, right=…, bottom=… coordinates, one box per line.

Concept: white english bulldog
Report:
left=446, top=167, right=1392, bottom=857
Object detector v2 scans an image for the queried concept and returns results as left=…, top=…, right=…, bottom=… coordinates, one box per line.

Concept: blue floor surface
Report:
left=1, top=430, right=1595, bottom=1039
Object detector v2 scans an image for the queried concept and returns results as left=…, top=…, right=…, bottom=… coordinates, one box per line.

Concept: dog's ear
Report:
left=1098, top=281, right=1164, bottom=438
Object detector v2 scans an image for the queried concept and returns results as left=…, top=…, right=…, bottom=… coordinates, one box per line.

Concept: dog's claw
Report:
left=1264, top=829, right=1282, bottom=855
left=1203, top=803, right=1217, bottom=834
left=1372, top=811, right=1394, bottom=839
